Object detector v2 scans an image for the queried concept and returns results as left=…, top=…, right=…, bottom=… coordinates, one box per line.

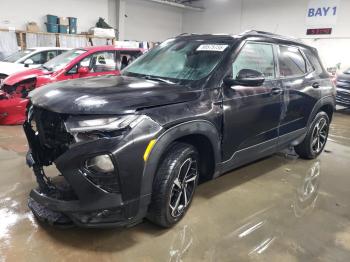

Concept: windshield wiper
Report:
left=42, top=65, right=53, bottom=71
left=142, top=75, right=175, bottom=84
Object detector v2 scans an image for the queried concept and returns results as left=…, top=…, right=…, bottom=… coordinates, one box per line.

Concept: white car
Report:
left=0, top=47, right=70, bottom=80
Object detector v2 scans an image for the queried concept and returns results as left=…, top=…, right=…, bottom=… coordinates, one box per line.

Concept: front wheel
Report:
left=147, top=142, right=199, bottom=228
left=295, top=111, right=330, bottom=159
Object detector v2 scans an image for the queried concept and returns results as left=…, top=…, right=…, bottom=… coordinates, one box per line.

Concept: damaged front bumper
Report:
left=0, top=97, right=29, bottom=125
left=23, top=106, right=161, bottom=228
left=25, top=146, right=145, bottom=228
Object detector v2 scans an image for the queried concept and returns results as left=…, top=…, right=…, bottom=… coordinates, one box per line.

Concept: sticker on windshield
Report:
left=197, top=44, right=228, bottom=52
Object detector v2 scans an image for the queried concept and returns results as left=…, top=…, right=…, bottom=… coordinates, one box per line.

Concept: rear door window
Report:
left=118, top=50, right=143, bottom=70
left=44, top=50, right=58, bottom=63
left=232, top=42, right=276, bottom=80
left=278, top=46, right=307, bottom=77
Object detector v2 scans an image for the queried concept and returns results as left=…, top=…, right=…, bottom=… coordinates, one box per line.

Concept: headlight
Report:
left=65, top=115, right=142, bottom=133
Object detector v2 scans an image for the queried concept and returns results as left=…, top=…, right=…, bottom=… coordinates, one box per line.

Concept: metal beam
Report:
left=143, top=0, right=204, bottom=11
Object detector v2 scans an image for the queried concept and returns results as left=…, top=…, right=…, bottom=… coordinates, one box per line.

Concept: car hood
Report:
left=0, top=62, right=26, bottom=76
left=29, top=75, right=201, bottom=114
left=3, top=68, right=49, bottom=86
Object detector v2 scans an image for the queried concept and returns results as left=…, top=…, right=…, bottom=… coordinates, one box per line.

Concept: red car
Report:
left=0, top=46, right=143, bottom=125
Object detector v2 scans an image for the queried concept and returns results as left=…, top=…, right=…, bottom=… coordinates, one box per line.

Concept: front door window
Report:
left=80, top=51, right=117, bottom=73
left=232, top=42, right=276, bottom=79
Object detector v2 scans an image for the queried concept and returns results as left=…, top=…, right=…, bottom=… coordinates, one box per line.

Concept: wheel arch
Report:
left=140, top=120, right=221, bottom=197
left=319, top=104, right=334, bottom=122
left=307, top=95, right=335, bottom=127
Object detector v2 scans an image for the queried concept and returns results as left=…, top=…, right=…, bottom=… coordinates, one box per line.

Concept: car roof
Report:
left=82, top=45, right=144, bottom=52
left=29, top=47, right=72, bottom=51
left=176, top=30, right=315, bottom=51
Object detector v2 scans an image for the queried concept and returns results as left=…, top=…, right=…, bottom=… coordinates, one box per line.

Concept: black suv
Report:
left=24, top=31, right=336, bottom=228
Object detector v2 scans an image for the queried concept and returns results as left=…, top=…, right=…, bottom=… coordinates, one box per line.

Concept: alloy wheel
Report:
left=169, top=158, right=198, bottom=218
left=311, top=117, right=328, bottom=154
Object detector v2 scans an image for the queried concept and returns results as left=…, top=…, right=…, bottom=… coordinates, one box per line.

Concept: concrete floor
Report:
left=0, top=111, right=350, bottom=262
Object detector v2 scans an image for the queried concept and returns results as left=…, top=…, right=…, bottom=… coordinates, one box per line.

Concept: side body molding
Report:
left=140, top=120, right=221, bottom=197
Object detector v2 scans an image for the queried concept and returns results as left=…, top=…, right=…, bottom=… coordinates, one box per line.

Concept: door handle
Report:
left=312, top=82, right=320, bottom=88
left=271, top=87, right=283, bottom=95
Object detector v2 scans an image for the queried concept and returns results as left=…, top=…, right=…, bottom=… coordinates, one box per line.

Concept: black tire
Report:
left=295, top=111, right=330, bottom=159
left=147, top=142, right=199, bottom=228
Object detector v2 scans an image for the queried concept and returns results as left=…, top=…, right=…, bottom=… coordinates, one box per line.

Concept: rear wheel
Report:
left=147, top=142, right=199, bottom=228
left=295, top=111, right=330, bottom=159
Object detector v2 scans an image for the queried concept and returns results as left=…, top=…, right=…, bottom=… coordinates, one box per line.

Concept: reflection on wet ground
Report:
left=0, top=112, right=350, bottom=261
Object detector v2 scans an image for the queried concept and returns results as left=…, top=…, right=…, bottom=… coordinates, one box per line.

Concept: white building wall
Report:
left=182, top=0, right=243, bottom=35
left=108, top=0, right=119, bottom=29
left=122, top=0, right=183, bottom=42
left=241, top=0, right=350, bottom=39
left=0, top=0, right=111, bottom=33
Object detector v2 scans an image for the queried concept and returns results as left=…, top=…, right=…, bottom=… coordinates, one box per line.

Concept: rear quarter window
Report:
left=303, top=49, right=324, bottom=74
left=278, top=46, right=307, bottom=77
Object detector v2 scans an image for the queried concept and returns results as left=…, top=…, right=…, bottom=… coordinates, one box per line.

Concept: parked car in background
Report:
left=0, top=47, right=70, bottom=81
left=335, top=67, right=350, bottom=107
left=23, top=31, right=335, bottom=228
left=0, top=46, right=144, bottom=125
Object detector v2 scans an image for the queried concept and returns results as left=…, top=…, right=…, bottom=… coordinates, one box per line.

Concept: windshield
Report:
left=123, top=39, right=230, bottom=82
left=42, top=49, right=86, bottom=71
left=3, top=49, right=35, bottom=62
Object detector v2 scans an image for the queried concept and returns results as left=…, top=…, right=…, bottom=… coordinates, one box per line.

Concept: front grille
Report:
left=336, top=92, right=350, bottom=105
left=336, top=80, right=350, bottom=90
left=30, top=106, right=73, bottom=164
left=28, top=106, right=120, bottom=194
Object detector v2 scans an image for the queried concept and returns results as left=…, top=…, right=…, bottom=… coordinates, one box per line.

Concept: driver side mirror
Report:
left=78, top=66, right=90, bottom=75
left=224, top=69, right=265, bottom=87
left=24, top=58, right=34, bottom=67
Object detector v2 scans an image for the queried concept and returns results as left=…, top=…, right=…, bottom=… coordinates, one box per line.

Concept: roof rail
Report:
left=239, top=30, right=302, bottom=43
left=176, top=33, right=191, bottom=37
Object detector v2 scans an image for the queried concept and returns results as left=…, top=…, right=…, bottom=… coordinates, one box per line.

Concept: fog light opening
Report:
left=86, top=154, right=114, bottom=174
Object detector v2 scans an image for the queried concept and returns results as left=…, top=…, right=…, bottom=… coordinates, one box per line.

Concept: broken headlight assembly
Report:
left=63, top=115, right=143, bottom=192
left=65, top=115, right=142, bottom=133
left=64, top=115, right=143, bottom=142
